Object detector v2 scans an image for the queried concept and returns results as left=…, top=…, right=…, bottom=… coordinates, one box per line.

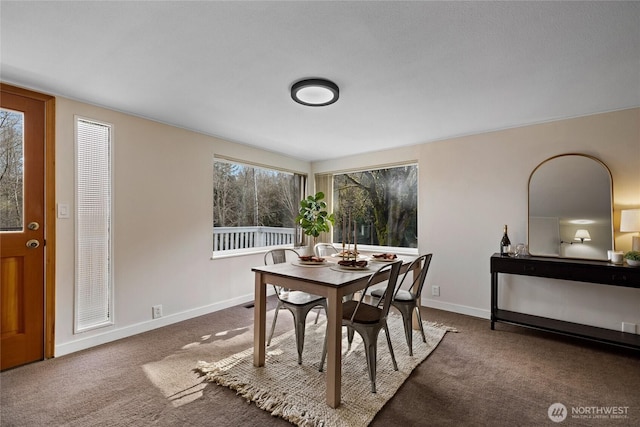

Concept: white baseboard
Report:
left=421, top=298, right=490, bottom=320
left=55, top=293, right=256, bottom=357
left=55, top=294, right=488, bottom=357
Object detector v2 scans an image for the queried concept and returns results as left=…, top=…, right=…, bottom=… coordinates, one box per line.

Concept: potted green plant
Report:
left=624, top=250, right=640, bottom=267
left=296, top=191, right=335, bottom=253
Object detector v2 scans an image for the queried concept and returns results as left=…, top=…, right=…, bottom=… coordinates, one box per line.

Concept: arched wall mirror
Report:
left=528, top=154, right=613, bottom=260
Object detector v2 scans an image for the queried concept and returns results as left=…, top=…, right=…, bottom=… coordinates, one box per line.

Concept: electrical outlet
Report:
left=431, top=286, right=440, bottom=297
left=152, top=305, right=163, bottom=319
left=622, top=322, right=637, bottom=334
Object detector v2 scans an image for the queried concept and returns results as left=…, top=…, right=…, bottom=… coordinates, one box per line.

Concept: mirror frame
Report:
left=527, top=153, right=614, bottom=260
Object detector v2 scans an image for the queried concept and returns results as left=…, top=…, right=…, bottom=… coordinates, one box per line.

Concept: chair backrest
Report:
left=350, top=260, right=402, bottom=322
left=264, top=249, right=300, bottom=297
left=394, top=254, right=433, bottom=299
left=314, top=243, right=338, bottom=257
left=264, top=248, right=299, bottom=266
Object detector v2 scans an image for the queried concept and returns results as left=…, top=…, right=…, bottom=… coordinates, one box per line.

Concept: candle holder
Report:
left=341, top=212, right=356, bottom=260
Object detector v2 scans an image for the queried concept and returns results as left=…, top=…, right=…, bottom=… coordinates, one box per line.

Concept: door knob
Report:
left=26, top=239, right=40, bottom=249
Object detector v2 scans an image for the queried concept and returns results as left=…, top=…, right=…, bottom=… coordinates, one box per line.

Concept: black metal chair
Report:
left=264, top=248, right=327, bottom=365
left=319, top=260, right=402, bottom=393
left=370, top=254, right=433, bottom=356
left=314, top=243, right=339, bottom=257
left=314, top=243, right=357, bottom=302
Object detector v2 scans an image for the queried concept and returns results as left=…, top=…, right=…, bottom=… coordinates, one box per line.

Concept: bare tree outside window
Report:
left=0, top=109, right=24, bottom=231
left=213, top=160, right=304, bottom=251
left=333, top=165, right=418, bottom=248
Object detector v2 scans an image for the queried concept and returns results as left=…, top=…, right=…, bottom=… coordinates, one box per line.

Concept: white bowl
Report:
left=626, top=259, right=640, bottom=267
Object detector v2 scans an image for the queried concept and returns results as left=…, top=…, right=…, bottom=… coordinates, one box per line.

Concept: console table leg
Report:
left=490, top=271, right=498, bottom=331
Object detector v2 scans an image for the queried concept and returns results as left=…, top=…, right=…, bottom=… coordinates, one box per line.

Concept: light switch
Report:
left=57, top=203, right=70, bottom=219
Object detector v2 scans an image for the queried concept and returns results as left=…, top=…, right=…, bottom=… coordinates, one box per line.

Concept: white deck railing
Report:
left=213, top=226, right=296, bottom=251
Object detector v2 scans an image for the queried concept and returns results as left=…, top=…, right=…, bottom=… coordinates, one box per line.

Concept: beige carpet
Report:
left=194, top=313, right=455, bottom=427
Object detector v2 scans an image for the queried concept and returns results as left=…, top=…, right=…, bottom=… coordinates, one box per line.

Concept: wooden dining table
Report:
left=251, top=255, right=418, bottom=408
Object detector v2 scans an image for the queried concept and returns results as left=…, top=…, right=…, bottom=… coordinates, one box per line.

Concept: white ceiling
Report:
left=2, top=1, right=639, bottom=162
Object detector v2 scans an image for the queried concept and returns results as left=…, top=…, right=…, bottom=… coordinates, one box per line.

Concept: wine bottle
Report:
left=500, top=225, right=511, bottom=256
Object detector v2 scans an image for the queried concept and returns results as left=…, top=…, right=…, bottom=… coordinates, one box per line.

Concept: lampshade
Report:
left=291, top=79, right=339, bottom=106
left=574, top=229, right=591, bottom=242
left=620, top=209, right=640, bottom=232
left=621, top=208, right=640, bottom=251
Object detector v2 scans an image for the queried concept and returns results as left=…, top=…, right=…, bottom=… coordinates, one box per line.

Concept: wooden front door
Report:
left=1, top=86, right=52, bottom=370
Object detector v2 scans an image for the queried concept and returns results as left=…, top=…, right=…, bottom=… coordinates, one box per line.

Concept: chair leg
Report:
left=321, top=323, right=397, bottom=392
left=383, top=322, right=398, bottom=371
left=359, top=323, right=397, bottom=393
left=347, top=326, right=355, bottom=349
left=398, top=304, right=414, bottom=356
left=414, top=305, right=427, bottom=343
left=318, top=327, right=328, bottom=372
left=349, top=325, right=379, bottom=393
left=267, top=301, right=282, bottom=346
left=293, top=306, right=312, bottom=365
left=362, top=333, right=378, bottom=393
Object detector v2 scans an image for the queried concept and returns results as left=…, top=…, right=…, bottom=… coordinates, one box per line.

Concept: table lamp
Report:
left=620, top=209, right=640, bottom=251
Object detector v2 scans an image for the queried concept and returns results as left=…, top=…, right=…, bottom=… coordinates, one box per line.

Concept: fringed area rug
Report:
left=194, top=313, right=456, bottom=427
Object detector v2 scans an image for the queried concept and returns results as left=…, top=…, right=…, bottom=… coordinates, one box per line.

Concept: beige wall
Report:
left=419, top=108, right=640, bottom=328
left=55, top=100, right=639, bottom=355
left=55, top=97, right=310, bottom=355
left=316, top=108, right=640, bottom=329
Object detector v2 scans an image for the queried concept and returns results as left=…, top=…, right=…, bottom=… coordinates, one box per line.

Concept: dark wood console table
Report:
left=490, top=253, right=640, bottom=350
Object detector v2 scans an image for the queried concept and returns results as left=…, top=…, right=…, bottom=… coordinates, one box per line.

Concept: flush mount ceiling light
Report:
left=569, top=219, right=595, bottom=225
left=291, top=78, right=339, bottom=107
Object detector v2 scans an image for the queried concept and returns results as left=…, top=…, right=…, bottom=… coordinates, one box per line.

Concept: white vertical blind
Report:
left=75, top=117, right=113, bottom=332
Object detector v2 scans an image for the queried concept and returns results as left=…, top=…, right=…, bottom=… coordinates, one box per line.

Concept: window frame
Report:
left=212, top=156, right=306, bottom=258
left=0, top=107, right=25, bottom=232
left=74, top=115, right=114, bottom=333
left=328, top=162, right=419, bottom=254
